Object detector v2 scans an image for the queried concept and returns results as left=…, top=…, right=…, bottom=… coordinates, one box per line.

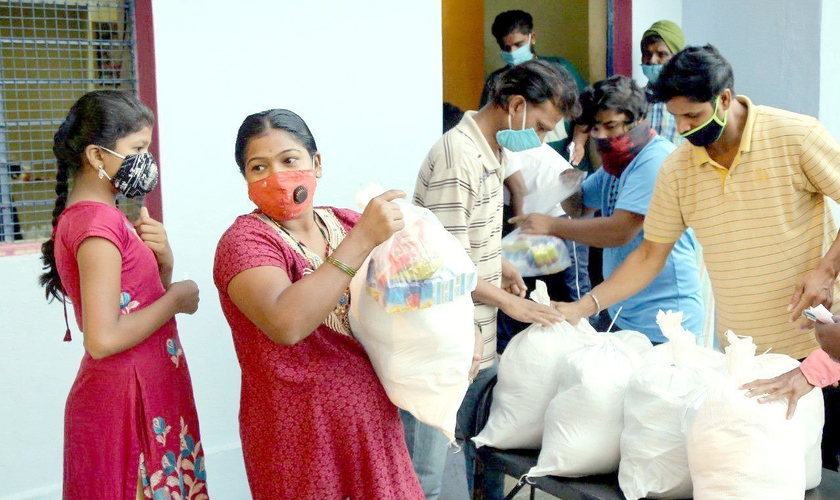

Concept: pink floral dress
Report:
left=213, top=207, right=423, bottom=500
left=55, top=201, right=207, bottom=500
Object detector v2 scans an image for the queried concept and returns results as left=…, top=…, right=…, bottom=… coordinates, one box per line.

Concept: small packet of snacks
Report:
left=361, top=194, right=477, bottom=313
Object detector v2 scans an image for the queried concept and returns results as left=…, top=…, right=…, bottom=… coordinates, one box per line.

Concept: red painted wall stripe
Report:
left=613, top=0, right=634, bottom=77
left=134, top=0, right=163, bottom=222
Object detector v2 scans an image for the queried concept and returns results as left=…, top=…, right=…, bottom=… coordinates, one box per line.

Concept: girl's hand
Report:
left=168, top=280, right=200, bottom=314
left=135, top=207, right=174, bottom=272
left=354, top=190, right=406, bottom=251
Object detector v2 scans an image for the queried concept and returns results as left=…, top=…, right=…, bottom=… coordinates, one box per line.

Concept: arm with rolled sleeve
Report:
left=800, top=350, right=840, bottom=387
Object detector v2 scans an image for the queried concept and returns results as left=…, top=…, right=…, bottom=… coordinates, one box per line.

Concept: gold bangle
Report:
left=326, top=256, right=357, bottom=278
left=585, top=291, right=601, bottom=315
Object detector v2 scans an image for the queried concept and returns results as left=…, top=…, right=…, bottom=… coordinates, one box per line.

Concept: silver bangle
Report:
left=585, top=292, right=602, bottom=314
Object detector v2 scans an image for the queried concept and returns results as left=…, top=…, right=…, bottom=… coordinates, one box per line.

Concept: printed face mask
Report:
left=681, top=95, right=728, bottom=147
left=496, top=104, right=542, bottom=152
left=594, top=120, right=656, bottom=177
left=97, top=146, right=159, bottom=198
left=641, top=64, right=664, bottom=84
left=248, top=169, right=317, bottom=221
left=500, top=35, right=533, bottom=66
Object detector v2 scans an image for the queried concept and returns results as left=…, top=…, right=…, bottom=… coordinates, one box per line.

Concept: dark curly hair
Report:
left=489, top=60, right=581, bottom=119
left=578, top=75, right=648, bottom=128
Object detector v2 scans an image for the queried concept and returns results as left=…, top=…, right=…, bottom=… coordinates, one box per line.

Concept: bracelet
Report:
left=585, top=291, right=602, bottom=315
left=326, top=256, right=357, bottom=278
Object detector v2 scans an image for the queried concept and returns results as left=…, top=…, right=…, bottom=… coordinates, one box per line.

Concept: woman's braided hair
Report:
left=39, top=90, right=154, bottom=302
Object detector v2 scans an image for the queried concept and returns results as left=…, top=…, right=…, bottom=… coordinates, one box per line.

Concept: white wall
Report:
left=0, top=1, right=442, bottom=498
left=681, top=0, right=822, bottom=116
left=820, top=0, right=840, bottom=141
left=631, top=0, right=683, bottom=86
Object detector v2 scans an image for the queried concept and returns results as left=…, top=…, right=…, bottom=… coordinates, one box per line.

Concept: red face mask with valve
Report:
left=248, top=169, right=317, bottom=221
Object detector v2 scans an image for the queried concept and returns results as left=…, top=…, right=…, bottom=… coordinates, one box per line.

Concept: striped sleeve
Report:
left=414, top=157, right=482, bottom=257
left=800, top=121, right=840, bottom=203
left=643, top=161, right=687, bottom=243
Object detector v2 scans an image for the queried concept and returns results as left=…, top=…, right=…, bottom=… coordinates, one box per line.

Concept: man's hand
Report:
left=550, top=299, right=593, bottom=325
left=501, top=258, right=527, bottom=298
left=509, top=213, right=555, bottom=236
left=740, top=367, right=815, bottom=420
left=789, top=267, right=835, bottom=323
left=501, top=294, right=563, bottom=327
left=816, top=317, right=840, bottom=360
left=469, top=324, right=483, bottom=382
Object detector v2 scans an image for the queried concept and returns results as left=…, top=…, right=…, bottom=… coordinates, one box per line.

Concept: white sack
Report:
left=348, top=201, right=476, bottom=443
left=683, top=332, right=824, bottom=500
left=472, top=281, right=590, bottom=450
left=619, top=311, right=725, bottom=500
left=528, top=330, right=651, bottom=478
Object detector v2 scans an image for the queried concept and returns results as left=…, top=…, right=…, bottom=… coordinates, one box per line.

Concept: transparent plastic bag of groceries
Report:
left=501, top=225, right=571, bottom=278
left=348, top=193, right=477, bottom=442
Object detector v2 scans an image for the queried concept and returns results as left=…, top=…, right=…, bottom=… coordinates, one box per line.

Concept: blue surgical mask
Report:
left=500, top=35, right=533, bottom=66
left=496, top=104, right=542, bottom=152
left=641, top=64, right=664, bottom=84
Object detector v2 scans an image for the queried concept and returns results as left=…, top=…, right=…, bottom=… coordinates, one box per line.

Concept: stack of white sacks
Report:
left=472, top=287, right=825, bottom=499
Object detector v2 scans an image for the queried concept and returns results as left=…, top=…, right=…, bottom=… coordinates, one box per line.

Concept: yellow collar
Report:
left=692, top=95, right=756, bottom=169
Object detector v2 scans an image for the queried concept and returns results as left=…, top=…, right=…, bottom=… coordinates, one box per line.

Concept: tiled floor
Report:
left=440, top=442, right=558, bottom=500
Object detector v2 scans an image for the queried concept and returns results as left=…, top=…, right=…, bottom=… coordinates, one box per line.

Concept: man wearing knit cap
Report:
left=568, top=19, right=686, bottom=164
left=640, top=20, right=685, bottom=145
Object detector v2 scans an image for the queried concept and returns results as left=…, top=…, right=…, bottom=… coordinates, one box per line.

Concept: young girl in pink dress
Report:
left=40, top=91, right=208, bottom=500
left=213, top=109, right=423, bottom=499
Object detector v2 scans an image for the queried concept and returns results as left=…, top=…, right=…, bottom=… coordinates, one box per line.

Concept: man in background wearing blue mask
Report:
left=482, top=9, right=598, bottom=347
left=640, top=19, right=685, bottom=145
left=411, top=60, right=578, bottom=500
left=480, top=10, right=587, bottom=114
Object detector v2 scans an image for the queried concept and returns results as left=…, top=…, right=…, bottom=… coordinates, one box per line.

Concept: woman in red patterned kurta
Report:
left=40, top=91, right=207, bottom=499
left=213, top=109, right=423, bottom=499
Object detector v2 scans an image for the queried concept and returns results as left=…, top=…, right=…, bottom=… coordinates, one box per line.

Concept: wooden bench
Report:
left=472, top=376, right=840, bottom=500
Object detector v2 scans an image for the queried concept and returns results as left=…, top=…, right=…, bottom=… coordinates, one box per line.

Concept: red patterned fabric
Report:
left=55, top=201, right=207, bottom=500
left=213, top=207, right=423, bottom=500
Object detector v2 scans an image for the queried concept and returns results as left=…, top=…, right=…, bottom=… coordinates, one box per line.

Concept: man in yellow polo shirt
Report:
left=555, top=44, right=840, bottom=469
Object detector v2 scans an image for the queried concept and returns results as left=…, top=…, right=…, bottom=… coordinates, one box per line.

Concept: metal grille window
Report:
left=0, top=0, right=141, bottom=246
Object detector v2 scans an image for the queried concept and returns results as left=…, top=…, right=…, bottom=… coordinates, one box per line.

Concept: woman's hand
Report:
left=168, top=280, right=200, bottom=315
left=354, top=190, right=406, bottom=251
left=135, top=207, right=174, bottom=275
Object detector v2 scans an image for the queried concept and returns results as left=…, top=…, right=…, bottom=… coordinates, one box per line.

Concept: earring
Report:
left=97, top=165, right=111, bottom=181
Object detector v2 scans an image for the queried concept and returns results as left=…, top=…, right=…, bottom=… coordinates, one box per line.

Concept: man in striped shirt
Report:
left=406, top=60, right=577, bottom=499
left=556, top=44, right=840, bottom=469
